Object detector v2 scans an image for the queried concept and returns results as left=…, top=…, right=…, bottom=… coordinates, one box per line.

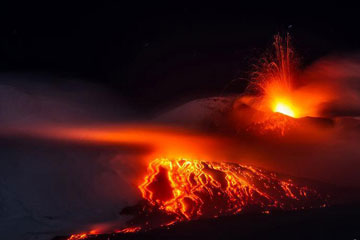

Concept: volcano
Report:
left=2, top=32, right=360, bottom=240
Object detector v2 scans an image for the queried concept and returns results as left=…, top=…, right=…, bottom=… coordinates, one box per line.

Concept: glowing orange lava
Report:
left=251, top=33, right=304, bottom=121
left=248, top=34, right=333, bottom=120
left=67, top=227, right=141, bottom=240
left=233, top=34, right=335, bottom=135
left=65, top=156, right=329, bottom=239
left=68, top=233, right=88, bottom=240
left=139, top=157, right=326, bottom=222
left=273, top=101, right=296, bottom=117
left=116, top=226, right=142, bottom=233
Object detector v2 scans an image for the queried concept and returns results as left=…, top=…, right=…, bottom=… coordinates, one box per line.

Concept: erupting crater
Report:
left=273, top=101, right=296, bottom=117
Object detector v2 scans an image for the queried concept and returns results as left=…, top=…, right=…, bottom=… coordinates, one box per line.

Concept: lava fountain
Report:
left=233, top=34, right=334, bottom=135
left=252, top=34, right=299, bottom=118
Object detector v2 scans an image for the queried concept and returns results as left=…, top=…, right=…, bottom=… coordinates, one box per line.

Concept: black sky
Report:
left=0, top=3, right=359, bottom=112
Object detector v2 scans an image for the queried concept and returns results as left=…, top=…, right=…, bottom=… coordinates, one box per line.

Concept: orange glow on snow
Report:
left=8, top=124, right=232, bottom=164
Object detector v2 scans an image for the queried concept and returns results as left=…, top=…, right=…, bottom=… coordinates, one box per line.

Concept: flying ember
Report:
left=253, top=34, right=300, bottom=118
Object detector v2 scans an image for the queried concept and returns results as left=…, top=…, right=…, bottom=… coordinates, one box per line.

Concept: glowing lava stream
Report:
left=66, top=157, right=328, bottom=240
left=138, top=157, right=327, bottom=222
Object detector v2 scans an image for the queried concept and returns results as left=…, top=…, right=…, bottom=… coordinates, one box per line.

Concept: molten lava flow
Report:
left=68, top=233, right=88, bottom=240
left=63, top=156, right=329, bottom=239
left=67, top=227, right=142, bottom=240
left=116, top=226, right=142, bottom=233
left=139, top=158, right=327, bottom=222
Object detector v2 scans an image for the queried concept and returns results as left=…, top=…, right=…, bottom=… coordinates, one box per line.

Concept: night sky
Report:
left=0, top=3, right=359, bottom=113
